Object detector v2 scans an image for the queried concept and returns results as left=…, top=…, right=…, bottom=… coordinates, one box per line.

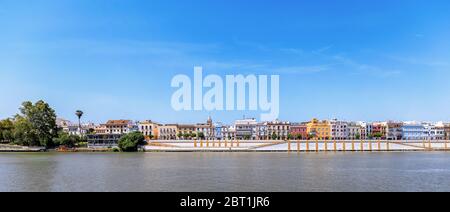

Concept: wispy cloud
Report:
left=415, top=34, right=425, bottom=38
left=271, top=64, right=331, bottom=74
left=280, top=48, right=304, bottom=55
left=312, top=45, right=333, bottom=54
left=332, top=55, right=402, bottom=78
left=387, top=55, right=450, bottom=70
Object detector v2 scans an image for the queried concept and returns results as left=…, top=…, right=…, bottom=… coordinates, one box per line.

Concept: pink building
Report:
left=290, top=123, right=308, bottom=140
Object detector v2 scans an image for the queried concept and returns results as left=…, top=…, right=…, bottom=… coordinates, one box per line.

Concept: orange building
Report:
left=306, top=119, right=331, bottom=140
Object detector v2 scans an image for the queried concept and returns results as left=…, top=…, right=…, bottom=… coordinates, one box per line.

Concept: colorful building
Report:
left=306, top=119, right=331, bottom=140
left=289, top=123, right=308, bottom=140
left=371, top=122, right=387, bottom=139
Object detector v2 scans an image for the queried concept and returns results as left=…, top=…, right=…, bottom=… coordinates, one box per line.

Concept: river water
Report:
left=0, top=152, right=449, bottom=192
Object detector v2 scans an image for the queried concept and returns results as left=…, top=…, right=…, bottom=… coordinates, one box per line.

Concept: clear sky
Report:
left=1, top=0, right=450, bottom=124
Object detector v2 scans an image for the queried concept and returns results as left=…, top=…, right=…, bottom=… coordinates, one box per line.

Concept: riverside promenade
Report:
left=144, top=140, right=450, bottom=152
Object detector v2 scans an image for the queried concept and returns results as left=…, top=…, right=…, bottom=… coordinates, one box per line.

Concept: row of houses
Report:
left=57, top=117, right=450, bottom=147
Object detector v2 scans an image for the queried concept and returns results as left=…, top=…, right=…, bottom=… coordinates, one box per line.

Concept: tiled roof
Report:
left=106, top=120, right=132, bottom=125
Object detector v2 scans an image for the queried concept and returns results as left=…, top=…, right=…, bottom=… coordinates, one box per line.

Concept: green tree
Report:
left=13, top=115, right=39, bottom=146
left=118, top=132, right=146, bottom=152
left=197, top=132, right=205, bottom=139
left=287, top=134, right=294, bottom=140
left=271, top=133, right=278, bottom=140
left=75, top=110, right=84, bottom=135
left=190, top=133, right=197, bottom=139
left=372, top=133, right=383, bottom=139
left=14, top=101, right=58, bottom=147
left=0, top=119, right=14, bottom=143
left=177, top=132, right=183, bottom=139
left=53, top=132, right=80, bottom=148
left=86, top=128, right=95, bottom=135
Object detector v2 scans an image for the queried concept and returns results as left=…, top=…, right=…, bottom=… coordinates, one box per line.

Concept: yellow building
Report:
left=306, top=119, right=331, bottom=140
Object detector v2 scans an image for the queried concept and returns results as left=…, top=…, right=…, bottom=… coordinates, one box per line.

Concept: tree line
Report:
left=0, top=100, right=84, bottom=148
left=1, top=100, right=146, bottom=152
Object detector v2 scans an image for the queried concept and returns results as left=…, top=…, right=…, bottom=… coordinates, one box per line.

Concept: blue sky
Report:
left=1, top=0, right=450, bottom=124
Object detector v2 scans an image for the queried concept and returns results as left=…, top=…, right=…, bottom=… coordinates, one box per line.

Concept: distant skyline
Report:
left=1, top=0, right=450, bottom=124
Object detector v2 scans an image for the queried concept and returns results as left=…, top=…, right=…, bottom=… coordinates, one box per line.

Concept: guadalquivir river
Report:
left=1, top=152, right=450, bottom=192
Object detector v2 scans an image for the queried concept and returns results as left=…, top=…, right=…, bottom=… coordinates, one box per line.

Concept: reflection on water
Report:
left=0, top=152, right=450, bottom=192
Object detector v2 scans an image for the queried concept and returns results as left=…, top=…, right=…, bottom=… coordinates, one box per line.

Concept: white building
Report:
left=56, top=118, right=94, bottom=136
left=138, top=120, right=159, bottom=138
left=347, top=122, right=362, bottom=140
left=264, top=120, right=291, bottom=140
left=105, top=120, right=136, bottom=135
left=402, top=122, right=445, bottom=141
left=357, top=122, right=369, bottom=139
left=330, top=119, right=348, bottom=140
left=235, top=118, right=258, bottom=140
left=428, top=122, right=445, bottom=140
left=195, top=116, right=215, bottom=140
left=221, top=125, right=236, bottom=140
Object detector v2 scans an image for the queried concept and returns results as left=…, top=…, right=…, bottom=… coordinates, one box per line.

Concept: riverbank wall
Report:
left=0, top=144, right=46, bottom=152
left=144, top=140, right=450, bottom=152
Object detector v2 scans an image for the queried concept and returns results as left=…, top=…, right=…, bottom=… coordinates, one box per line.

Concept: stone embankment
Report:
left=144, top=140, right=450, bottom=152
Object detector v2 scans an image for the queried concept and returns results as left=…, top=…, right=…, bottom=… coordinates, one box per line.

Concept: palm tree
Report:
left=75, top=110, right=84, bottom=135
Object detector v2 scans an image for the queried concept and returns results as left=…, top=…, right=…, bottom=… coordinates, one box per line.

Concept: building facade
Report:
left=87, top=120, right=137, bottom=148
left=138, top=120, right=159, bottom=139
left=445, top=124, right=450, bottom=140
left=93, top=124, right=108, bottom=134
left=265, top=120, right=290, bottom=140
left=235, top=118, right=258, bottom=140
left=347, top=123, right=362, bottom=140
left=105, top=120, right=136, bottom=135
left=195, top=117, right=215, bottom=140
left=371, top=122, right=387, bottom=139
left=330, top=119, right=348, bottom=140
left=289, top=123, right=308, bottom=140
left=56, top=118, right=94, bottom=136
left=306, top=119, right=331, bottom=140
left=158, top=124, right=178, bottom=140
left=428, top=124, right=445, bottom=140
left=357, top=122, right=369, bottom=140
left=256, top=123, right=268, bottom=140
left=386, top=122, right=403, bottom=140
left=221, top=125, right=236, bottom=140
left=402, top=123, right=428, bottom=140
